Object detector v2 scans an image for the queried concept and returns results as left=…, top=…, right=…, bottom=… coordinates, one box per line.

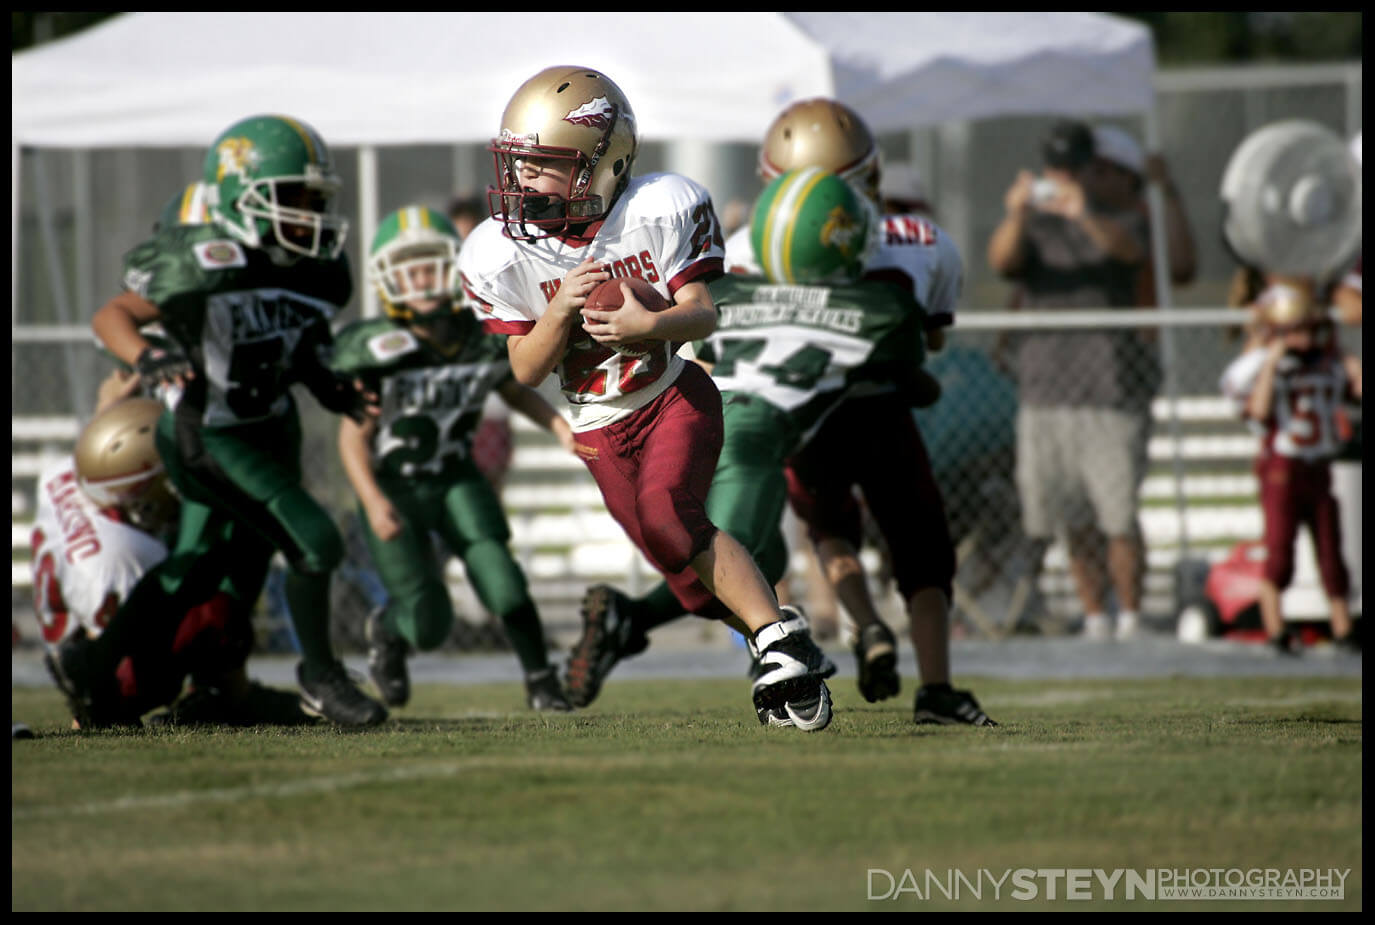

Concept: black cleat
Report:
left=366, top=607, right=411, bottom=708
left=913, top=685, right=997, bottom=727
left=854, top=622, right=901, bottom=703
left=1271, top=630, right=1303, bottom=657
left=525, top=668, right=574, bottom=712
left=297, top=660, right=388, bottom=727
left=564, top=584, right=646, bottom=708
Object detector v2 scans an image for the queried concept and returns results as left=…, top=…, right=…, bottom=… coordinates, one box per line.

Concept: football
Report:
left=584, top=276, right=670, bottom=357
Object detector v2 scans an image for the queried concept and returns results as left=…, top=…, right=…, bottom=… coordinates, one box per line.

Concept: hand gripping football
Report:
left=584, top=276, right=670, bottom=357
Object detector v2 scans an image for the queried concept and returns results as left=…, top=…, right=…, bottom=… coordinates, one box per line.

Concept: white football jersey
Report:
left=724, top=211, right=963, bottom=325
left=1220, top=347, right=1351, bottom=460
left=29, top=459, right=168, bottom=649
left=458, top=173, right=726, bottom=431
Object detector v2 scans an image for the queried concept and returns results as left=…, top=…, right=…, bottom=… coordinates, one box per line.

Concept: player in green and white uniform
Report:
left=565, top=168, right=931, bottom=709
left=87, top=114, right=389, bottom=726
left=335, top=205, right=577, bottom=711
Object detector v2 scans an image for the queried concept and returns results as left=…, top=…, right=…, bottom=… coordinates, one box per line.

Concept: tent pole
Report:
left=74, top=150, right=94, bottom=327
left=12, top=141, right=20, bottom=399
left=33, top=151, right=93, bottom=420
left=1144, top=107, right=1191, bottom=601
left=359, top=145, right=379, bottom=319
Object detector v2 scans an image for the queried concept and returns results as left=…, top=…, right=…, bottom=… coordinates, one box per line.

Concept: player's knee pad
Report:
left=638, top=488, right=711, bottom=573
left=266, top=492, right=343, bottom=575
left=893, top=543, right=956, bottom=603
left=1262, top=551, right=1295, bottom=591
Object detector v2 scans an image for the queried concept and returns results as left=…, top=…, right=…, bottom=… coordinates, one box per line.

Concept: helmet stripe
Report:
left=178, top=183, right=199, bottom=223
left=278, top=115, right=320, bottom=164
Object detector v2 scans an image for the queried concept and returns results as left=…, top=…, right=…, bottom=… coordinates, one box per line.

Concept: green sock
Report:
left=284, top=568, right=335, bottom=671
left=498, top=600, right=551, bottom=674
left=635, top=582, right=689, bottom=634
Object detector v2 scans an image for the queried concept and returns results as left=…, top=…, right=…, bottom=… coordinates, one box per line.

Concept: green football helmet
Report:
left=750, top=167, right=876, bottom=285
left=202, top=114, right=348, bottom=259
left=368, top=205, right=463, bottom=320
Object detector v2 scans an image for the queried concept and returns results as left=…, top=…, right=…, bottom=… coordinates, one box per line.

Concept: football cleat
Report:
left=913, top=685, right=998, bottom=727
left=564, top=584, right=647, bottom=708
left=1271, top=630, right=1303, bottom=657
left=366, top=606, right=411, bottom=708
left=854, top=622, right=901, bottom=703
left=297, top=660, right=388, bottom=727
left=751, top=608, right=835, bottom=732
left=525, top=668, right=574, bottom=713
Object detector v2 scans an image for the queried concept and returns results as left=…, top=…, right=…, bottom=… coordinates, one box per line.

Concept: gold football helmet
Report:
left=1257, top=283, right=1324, bottom=330
left=487, top=66, right=639, bottom=239
left=759, top=99, right=880, bottom=204
left=75, top=398, right=178, bottom=534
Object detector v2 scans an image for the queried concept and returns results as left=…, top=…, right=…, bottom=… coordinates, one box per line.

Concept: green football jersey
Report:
left=332, top=315, right=513, bottom=480
left=120, top=223, right=353, bottom=428
left=700, top=274, right=928, bottom=451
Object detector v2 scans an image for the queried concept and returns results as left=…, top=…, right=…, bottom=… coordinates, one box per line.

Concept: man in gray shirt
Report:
left=987, top=120, right=1152, bottom=640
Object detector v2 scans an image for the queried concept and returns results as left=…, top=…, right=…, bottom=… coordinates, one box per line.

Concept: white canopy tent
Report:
left=13, top=11, right=1162, bottom=318
left=13, top=12, right=1153, bottom=146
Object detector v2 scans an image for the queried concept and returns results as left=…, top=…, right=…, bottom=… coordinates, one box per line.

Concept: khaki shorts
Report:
left=1016, top=405, right=1150, bottom=539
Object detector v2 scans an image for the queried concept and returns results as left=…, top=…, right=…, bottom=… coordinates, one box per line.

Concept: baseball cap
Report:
left=1041, top=120, right=1095, bottom=170
left=1092, top=125, right=1146, bottom=177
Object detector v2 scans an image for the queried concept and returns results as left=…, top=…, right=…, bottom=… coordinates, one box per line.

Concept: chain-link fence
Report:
left=14, top=307, right=1361, bottom=653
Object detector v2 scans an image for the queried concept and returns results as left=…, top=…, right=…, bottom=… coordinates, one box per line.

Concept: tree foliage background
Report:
left=11, top=12, right=1364, bottom=62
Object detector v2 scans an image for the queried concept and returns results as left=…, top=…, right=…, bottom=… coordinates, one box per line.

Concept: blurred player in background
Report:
left=1220, top=284, right=1361, bottom=653
left=459, top=65, right=835, bottom=730
left=88, top=114, right=389, bottom=726
left=334, top=204, right=576, bottom=711
left=35, top=385, right=312, bottom=728
left=737, top=99, right=990, bottom=726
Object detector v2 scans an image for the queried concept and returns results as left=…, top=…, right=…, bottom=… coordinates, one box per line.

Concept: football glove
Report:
left=134, top=344, right=194, bottom=385
left=305, top=370, right=376, bottom=425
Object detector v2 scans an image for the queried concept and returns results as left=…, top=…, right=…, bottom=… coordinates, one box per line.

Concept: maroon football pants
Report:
left=574, top=362, right=732, bottom=619
left=113, top=591, right=254, bottom=714
left=1257, top=454, right=1349, bottom=596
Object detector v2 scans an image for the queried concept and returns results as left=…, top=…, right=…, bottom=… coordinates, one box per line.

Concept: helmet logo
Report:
left=820, top=206, right=863, bottom=257
left=215, top=137, right=260, bottom=183
left=564, top=97, right=617, bottom=130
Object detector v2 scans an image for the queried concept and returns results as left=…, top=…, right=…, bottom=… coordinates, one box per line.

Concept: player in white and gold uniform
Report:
left=459, top=65, right=834, bottom=730
left=33, top=397, right=309, bottom=727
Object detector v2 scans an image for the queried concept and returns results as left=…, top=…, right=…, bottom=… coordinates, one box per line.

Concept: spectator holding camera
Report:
left=988, top=120, right=1153, bottom=641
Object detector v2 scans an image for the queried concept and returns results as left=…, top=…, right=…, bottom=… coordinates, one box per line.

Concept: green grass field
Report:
left=11, top=676, right=1362, bottom=911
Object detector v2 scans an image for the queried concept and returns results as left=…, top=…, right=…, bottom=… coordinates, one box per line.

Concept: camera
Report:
left=1031, top=178, right=1061, bottom=205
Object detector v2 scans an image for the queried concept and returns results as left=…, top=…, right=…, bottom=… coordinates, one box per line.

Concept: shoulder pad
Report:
left=366, top=328, right=421, bottom=361
left=192, top=239, right=248, bottom=271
